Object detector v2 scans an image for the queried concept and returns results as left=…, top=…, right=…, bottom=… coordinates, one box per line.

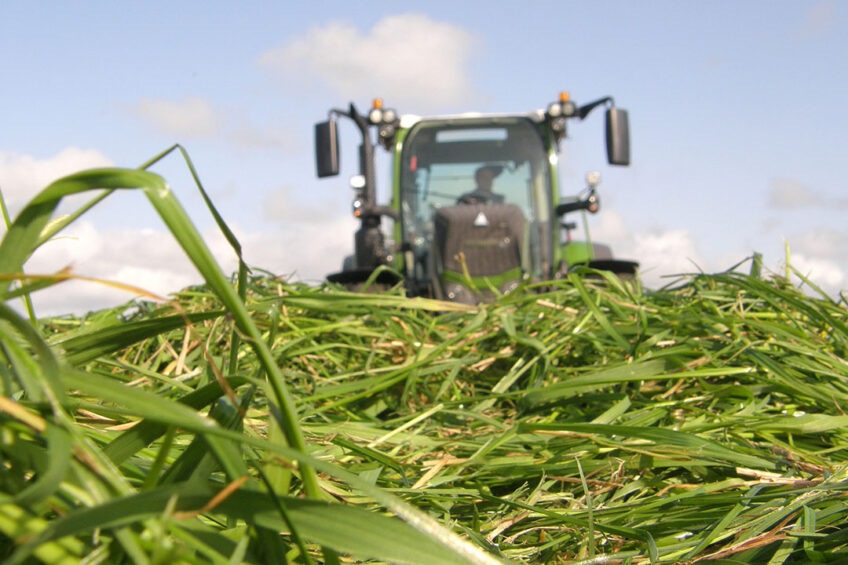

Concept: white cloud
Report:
left=14, top=207, right=357, bottom=317
left=259, top=14, right=478, bottom=111
left=25, top=221, right=104, bottom=268
left=20, top=221, right=198, bottom=316
left=214, top=217, right=358, bottom=283
left=799, top=0, right=836, bottom=37
left=776, top=229, right=848, bottom=295
left=768, top=178, right=816, bottom=209
left=131, top=97, right=220, bottom=138
left=591, top=210, right=705, bottom=289
left=591, top=208, right=631, bottom=245
left=0, top=147, right=113, bottom=218
left=631, top=230, right=705, bottom=288
left=128, top=98, right=295, bottom=150
left=227, top=123, right=296, bottom=151
left=788, top=253, right=846, bottom=291
left=252, top=185, right=359, bottom=279
left=262, top=185, right=329, bottom=223
left=767, top=178, right=848, bottom=211
left=791, top=228, right=848, bottom=262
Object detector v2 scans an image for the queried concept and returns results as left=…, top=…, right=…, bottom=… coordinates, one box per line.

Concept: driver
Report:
left=458, top=165, right=505, bottom=204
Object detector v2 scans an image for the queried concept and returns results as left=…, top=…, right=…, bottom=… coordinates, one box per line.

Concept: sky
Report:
left=1, top=1, right=846, bottom=316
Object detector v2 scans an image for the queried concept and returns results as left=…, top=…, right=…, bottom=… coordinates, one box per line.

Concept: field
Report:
left=2, top=161, right=847, bottom=564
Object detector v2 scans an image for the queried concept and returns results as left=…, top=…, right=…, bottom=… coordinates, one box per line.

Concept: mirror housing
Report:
left=315, top=120, right=340, bottom=178
left=605, top=108, right=630, bottom=166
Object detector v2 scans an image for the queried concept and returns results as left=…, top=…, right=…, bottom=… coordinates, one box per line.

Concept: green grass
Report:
left=1, top=153, right=847, bottom=564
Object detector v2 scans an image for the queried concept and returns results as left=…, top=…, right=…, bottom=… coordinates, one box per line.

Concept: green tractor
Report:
left=315, top=93, right=637, bottom=303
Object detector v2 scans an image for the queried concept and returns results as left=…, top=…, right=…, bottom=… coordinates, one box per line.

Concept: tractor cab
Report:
left=397, top=117, right=554, bottom=302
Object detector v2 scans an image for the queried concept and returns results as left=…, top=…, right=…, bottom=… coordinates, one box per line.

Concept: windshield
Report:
left=398, top=117, right=553, bottom=279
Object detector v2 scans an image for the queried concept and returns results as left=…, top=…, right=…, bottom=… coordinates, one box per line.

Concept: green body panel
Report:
left=542, top=128, right=595, bottom=270
left=543, top=128, right=566, bottom=270
left=391, top=127, right=411, bottom=271
left=564, top=240, right=594, bottom=267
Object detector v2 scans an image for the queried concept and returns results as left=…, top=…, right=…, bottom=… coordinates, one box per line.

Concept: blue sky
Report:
left=1, top=1, right=846, bottom=315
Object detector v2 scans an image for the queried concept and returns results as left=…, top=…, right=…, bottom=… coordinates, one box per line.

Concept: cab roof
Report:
left=399, top=110, right=546, bottom=129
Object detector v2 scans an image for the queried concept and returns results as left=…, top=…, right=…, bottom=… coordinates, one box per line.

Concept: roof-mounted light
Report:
left=367, top=98, right=400, bottom=148
left=369, top=98, right=399, bottom=127
left=368, top=98, right=383, bottom=124
left=548, top=91, right=577, bottom=120
left=547, top=91, right=578, bottom=145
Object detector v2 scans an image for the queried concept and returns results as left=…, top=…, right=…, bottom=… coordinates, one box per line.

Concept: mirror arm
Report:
left=328, top=107, right=348, bottom=120
left=556, top=189, right=599, bottom=217
left=556, top=200, right=592, bottom=216
left=556, top=202, right=583, bottom=216
left=366, top=205, right=399, bottom=221
left=578, top=96, right=614, bottom=120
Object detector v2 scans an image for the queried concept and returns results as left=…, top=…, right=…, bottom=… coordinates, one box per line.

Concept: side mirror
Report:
left=315, top=120, right=340, bottom=178
left=605, top=108, right=630, bottom=166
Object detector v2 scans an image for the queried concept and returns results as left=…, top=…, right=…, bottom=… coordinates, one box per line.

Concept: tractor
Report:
left=314, top=93, right=637, bottom=303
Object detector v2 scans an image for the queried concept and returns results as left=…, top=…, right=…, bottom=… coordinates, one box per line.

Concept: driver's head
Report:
left=475, top=166, right=500, bottom=192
